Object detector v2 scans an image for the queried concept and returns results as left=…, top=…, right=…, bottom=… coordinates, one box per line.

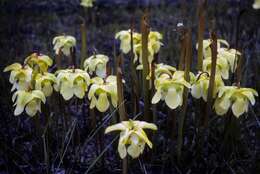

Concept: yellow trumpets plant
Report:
left=80, top=0, right=95, bottom=7
left=88, top=75, right=119, bottom=112
left=35, top=72, right=56, bottom=97
left=83, top=54, right=109, bottom=78
left=152, top=71, right=191, bottom=109
left=115, top=30, right=141, bottom=54
left=52, top=35, right=76, bottom=56
left=133, top=31, right=163, bottom=64
left=203, top=56, right=230, bottom=79
left=214, top=86, right=258, bottom=117
left=4, top=63, right=32, bottom=91
left=218, top=48, right=241, bottom=73
left=191, top=72, right=224, bottom=101
left=24, top=53, right=53, bottom=72
left=12, top=90, right=46, bottom=116
left=253, top=0, right=260, bottom=9
left=105, top=119, right=158, bottom=159
left=201, top=39, right=229, bottom=58
left=54, top=69, right=90, bottom=100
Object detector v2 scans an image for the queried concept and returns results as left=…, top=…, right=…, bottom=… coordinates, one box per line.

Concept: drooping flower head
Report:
left=80, top=0, right=95, bottom=7
left=83, top=54, right=109, bottom=78
left=54, top=69, right=90, bottom=100
left=202, top=56, right=230, bottom=79
left=24, top=53, right=53, bottom=72
left=88, top=75, right=119, bottom=112
left=253, top=0, right=260, bottom=9
left=152, top=71, right=191, bottom=109
left=35, top=72, right=56, bottom=97
left=52, top=35, right=76, bottom=56
left=191, top=72, right=224, bottom=101
left=200, top=39, right=229, bottom=58
left=12, top=90, right=46, bottom=116
left=4, top=63, right=32, bottom=91
left=218, top=48, right=241, bottom=73
left=105, top=120, right=157, bottom=159
left=115, top=30, right=141, bottom=54
left=134, top=31, right=163, bottom=64
left=214, top=86, right=258, bottom=117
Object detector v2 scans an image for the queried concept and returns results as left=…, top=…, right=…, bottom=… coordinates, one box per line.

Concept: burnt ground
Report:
left=0, top=0, right=260, bottom=173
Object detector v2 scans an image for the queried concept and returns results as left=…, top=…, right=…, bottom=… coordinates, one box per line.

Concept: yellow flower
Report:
left=35, top=72, right=56, bottom=97
left=152, top=71, right=191, bottom=109
left=133, top=31, right=163, bottom=64
left=200, top=39, right=229, bottom=58
left=202, top=56, right=230, bottom=79
left=54, top=69, right=90, bottom=100
left=214, top=86, right=258, bottom=117
left=253, top=0, right=260, bottom=9
left=12, top=90, right=46, bottom=116
left=191, top=72, right=224, bottom=101
left=105, top=119, right=157, bottom=159
left=24, top=53, right=53, bottom=72
left=218, top=48, right=241, bottom=73
left=115, top=30, right=141, bottom=54
left=80, top=0, right=95, bottom=7
left=83, top=54, right=109, bottom=78
left=154, top=63, right=177, bottom=78
left=52, top=35, right=76, bottom=56
left=4, top=63, right=32, bottom=91
left=88, top=75, right=118, bottom=112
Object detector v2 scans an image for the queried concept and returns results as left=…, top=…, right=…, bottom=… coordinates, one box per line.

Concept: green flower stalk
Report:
left=54, top=69, right=90, bottom=100
left=214, top=86, right=258, bottom=117
left=88, top=75, right=119, bottom=112
left=53, top=35, right=76, bottom=56
left=12, top=90, right=46, bottom=116
left=253, top=0, right=260, bottom=9
left=24, top=53, right=53, bottom=72
left=151, top=71, right=191, bottom=109
left=105, top=120, right=157, bottom=159
left=115, top=30, right=141, bottom=54
left=191, top=72, right=224, bottom=101
left=83, top=54, right=109, bottom=78
left=80, top=0, right=95, bottom=8
left=35, top=72, right=56, bottom=97
left=4, top=63, right=33, bottom=91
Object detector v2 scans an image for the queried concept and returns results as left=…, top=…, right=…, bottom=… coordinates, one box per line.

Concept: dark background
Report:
left=0, top=0, right=260, bottom=173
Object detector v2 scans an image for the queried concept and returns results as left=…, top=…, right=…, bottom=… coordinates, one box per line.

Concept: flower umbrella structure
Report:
left=105, top=119, right=158, bottom=159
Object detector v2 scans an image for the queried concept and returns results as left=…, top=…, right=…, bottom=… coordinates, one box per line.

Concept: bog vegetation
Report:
left=2, top=0, right=260, bottom=173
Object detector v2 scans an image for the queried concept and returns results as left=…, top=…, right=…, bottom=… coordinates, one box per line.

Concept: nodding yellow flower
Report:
left=24, top=53, right=53, bottom=72
left=88, top=75, right=119, bottom=112
left=80, top=0, right=95, bottom=7
left=218, top=48, right=241, bottom=73
left=52, top=35, right=76, bottom=56
left=253, top=0, right=260, bottom=9
left=133, top=31, right=163, bottom=64
left=4, top=63, right=32, bottom=91
left=200, top=39, right=229, bottom=58
left=35, top=72, right=56, bottom=97
left=54, top=69, right=90, bottom=100
left=154, top=63, right=177, bottom=78
left=12, top=90, right=46, bottom=116
left=115, top=30, right=141, bottom=54
left=83, top=54, right=109, bottom=78
left=152, top=71, right=191, bottom=109
left=105, top=119, right=157, bottom=159
left=191, top=72, right=224, bottom=101
left=202, top=56, right=230, bottom=79
left=214, top=86, right=258, bottom=117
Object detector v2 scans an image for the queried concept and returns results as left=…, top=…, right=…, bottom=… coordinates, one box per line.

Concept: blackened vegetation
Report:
left=0, top=0, right=260, bottom=174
